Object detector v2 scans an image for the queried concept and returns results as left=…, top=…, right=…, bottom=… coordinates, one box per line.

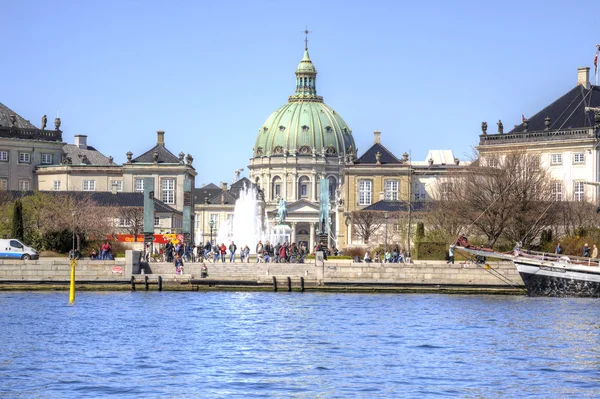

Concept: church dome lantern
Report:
left=252, top=36, right=355, bottom=158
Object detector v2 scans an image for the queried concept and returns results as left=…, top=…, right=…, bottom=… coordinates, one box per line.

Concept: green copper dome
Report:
left=252, top=48, right=355, bottom=158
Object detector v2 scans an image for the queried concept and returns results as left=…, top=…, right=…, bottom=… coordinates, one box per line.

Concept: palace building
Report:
left=477, top=66, right=600, bottom=203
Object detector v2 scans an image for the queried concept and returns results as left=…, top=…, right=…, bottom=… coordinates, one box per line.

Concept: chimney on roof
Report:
left=577, top=67, right=590, bottom=89
left=220, top=182, right=228, bottom=191
left=74, top=135, right=88, bottom=149
left=373, top=130, right=381, bottom=144
left=157, top=130, right=165, bottom=146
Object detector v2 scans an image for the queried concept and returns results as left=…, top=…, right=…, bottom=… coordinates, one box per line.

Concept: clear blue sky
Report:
left=3, top=0, right=598, bottom=186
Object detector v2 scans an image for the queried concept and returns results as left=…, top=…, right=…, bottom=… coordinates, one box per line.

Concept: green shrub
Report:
left=416, top=242, right=447, bottom=260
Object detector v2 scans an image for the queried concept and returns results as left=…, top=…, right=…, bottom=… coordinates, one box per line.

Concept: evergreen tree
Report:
left=11, top=199, right=24, bottom=241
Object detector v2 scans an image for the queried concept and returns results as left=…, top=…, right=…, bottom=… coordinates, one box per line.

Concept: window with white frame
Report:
left=53, top=180, right=61, bottom=191
left=209, top=214, right=219, bottom=230
left=0, top=151, right=8, bottom=161
left=552, top=182, right=562, bottom=201
left=441, top=182, right=453, bottom=200
left=118, top=218, right=133, bottom=227
left=19, top=180, right=30, bottom=191
left=384, top=180, right=399, bottom=201
left=358, top=180, right=372, bottom=205
left=0, top=179, right=7, bottom=190
left=110, top=180, right=123, bottom=191
left=162, top=178, right=175, bottom=204
left=487, top=157, right=499, bottom=168
left=83, top=180, right=96, bottom=191
left=227, top=214, right=234, bottom=234
left=573, top=153, right=585, bottom=164
left=19, top=152, right=31, bottom=163
left=41, top=154, right=52, bottom=164
left=154, top=216, right=160, bottom=227
left=299, top=176, right=309, bottom=198
left=574, top=181, right=585, bottom=201
left=135, top=178, right=144, bottom=193
left=550, top=154, right=562, bottom=165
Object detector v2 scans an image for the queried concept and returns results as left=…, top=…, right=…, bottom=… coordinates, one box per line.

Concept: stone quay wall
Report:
left=0, top=251, right=524, bottom=291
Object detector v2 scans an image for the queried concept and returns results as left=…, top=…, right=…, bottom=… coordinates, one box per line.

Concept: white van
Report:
left=0, top=239, right=39, bottom=260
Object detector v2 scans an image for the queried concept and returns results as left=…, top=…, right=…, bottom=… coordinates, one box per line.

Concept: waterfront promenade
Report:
left=0, top=251, right=525, bottom=294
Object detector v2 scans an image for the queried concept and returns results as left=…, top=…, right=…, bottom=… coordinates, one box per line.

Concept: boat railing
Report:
left=518, top=249, right=600, bottom=267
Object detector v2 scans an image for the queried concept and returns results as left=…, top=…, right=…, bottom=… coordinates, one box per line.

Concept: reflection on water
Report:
left=1, top=292, right=600, bottom=398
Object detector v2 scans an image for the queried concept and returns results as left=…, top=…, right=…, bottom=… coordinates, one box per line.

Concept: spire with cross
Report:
left=303, top=27, right=311, bottom=50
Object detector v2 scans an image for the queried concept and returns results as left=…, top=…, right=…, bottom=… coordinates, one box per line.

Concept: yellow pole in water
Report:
left=69, top=258, right=77, bottom=304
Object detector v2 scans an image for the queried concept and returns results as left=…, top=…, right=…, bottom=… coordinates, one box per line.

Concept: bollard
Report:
left=144, top=275, right=149, bottom=291
left=131, top=276, right=136, bottom=291
left=158, top=276, right=163, bottom=292
left=300, top=277, right=305, bottom=292
left=287, top=277, right=292, bottom=292
left=272, top=276, right=277, bottom=292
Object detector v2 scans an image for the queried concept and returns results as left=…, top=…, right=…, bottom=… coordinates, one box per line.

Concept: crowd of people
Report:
left=363, top=245, right=411, bottom=264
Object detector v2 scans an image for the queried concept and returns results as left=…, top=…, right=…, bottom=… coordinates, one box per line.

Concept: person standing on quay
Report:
left=229, top=241, right=237, bottom=262
left=220, top=243, right=227, bottom=262
left=447, top=244, right=455, bottom=264
left=584, top=243, right=591, bottom=258
left=593, top=245, right=598, bottom=259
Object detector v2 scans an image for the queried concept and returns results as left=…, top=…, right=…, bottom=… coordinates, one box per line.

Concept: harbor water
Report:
left=1, top=292, right=600, bottom=398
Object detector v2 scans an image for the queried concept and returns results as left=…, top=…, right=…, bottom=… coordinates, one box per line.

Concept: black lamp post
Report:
left=209, top=220, right=215, bottom=245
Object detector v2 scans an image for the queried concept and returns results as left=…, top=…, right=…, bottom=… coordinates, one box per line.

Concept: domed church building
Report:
left=249, top=39, right=356, bottom=250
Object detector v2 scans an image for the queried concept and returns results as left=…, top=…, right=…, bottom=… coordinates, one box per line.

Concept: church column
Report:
left=311, top=171, right=317, bottom=202
left=265, top=172, right=271, bottom=201
left=283, top=171, right=288, bottom=200
left=292, top=173, right=297, bottom=200
left=309, top=222, right=315, bottom=251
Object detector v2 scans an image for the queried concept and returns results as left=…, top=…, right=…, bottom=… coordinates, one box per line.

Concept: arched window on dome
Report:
left=272, top=176, right=282, bottom=201
left=328, top=176, right=337, bottom=199
left=298, top=176, right=310, bottom=200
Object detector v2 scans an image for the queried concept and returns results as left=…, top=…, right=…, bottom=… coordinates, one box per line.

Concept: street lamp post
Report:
left=209, top=220, right=215, bottom=245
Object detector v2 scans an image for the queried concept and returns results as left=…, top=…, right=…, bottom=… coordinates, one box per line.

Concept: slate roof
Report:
left=355, top=143, right=403, bottom=164
left=193, top=183, right=223, bottom=204
left=0, top=102, right=37, bottom=129
left=362, top=200, right=427, bottom=212
left=62, top=144, right=112, bottom=165
left=193, top=178, right=261, bottom=205
left=509, top=85, right=600, bottom=133
left=132, top=144, right=180, bottom=164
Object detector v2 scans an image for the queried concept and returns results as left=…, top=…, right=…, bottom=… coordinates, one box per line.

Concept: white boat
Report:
left=455, top=237, right=600, bottom=297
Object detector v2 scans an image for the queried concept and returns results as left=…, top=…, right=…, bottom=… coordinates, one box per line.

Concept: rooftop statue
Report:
left=41, top=115, right=47, bottom=130
left=497, top=120, right=503, bottom=134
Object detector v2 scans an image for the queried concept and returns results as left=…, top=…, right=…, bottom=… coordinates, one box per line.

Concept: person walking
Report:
left=256, top=240, right=264, bottom=263
left=219, top=243, right=227, bottom=262
left=584, top=243, right=591, bottom=258
left=243, top=245, right=250, bottom=263
left=555, top=242, right=562, bottom=255
left=447, top=244, right=455, bottom=264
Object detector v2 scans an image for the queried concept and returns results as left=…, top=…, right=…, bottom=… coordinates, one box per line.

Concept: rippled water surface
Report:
left=1, top=292, right=600, bottom=398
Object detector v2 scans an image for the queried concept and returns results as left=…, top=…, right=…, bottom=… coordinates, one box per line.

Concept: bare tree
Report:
left=351, top=210, right=385, bottom=244
left=117, top=206, right=144, bottom=239
left=432, top=152, right=555, bottom=247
